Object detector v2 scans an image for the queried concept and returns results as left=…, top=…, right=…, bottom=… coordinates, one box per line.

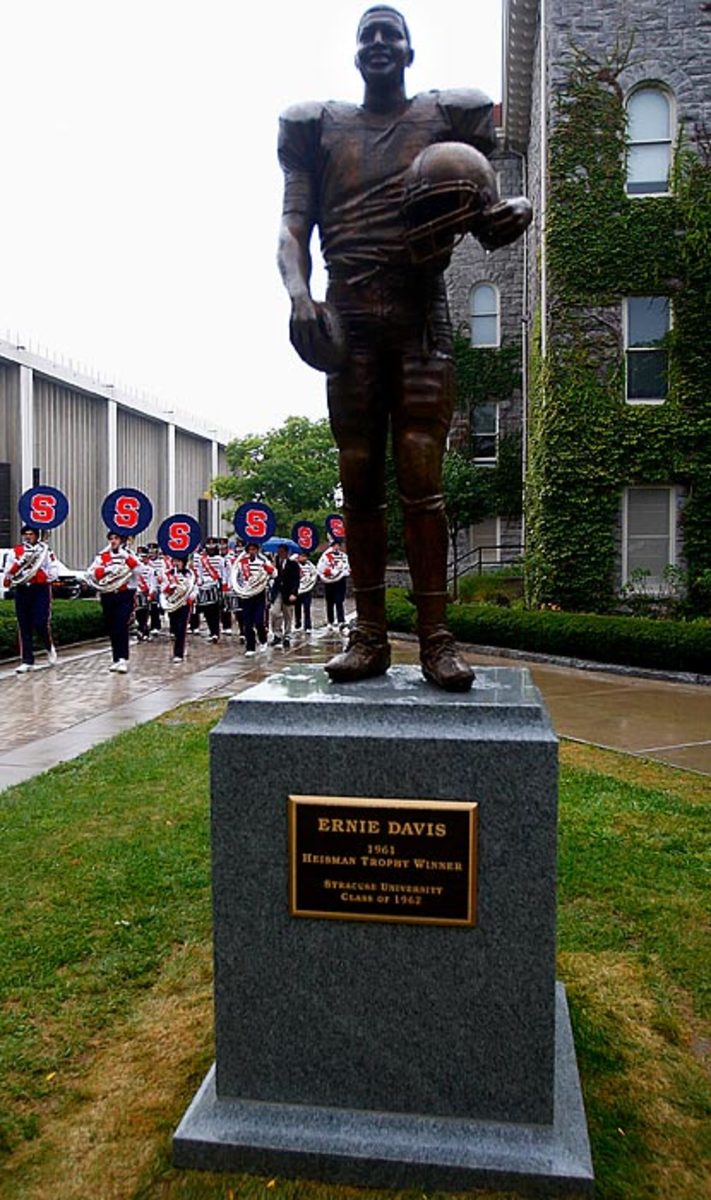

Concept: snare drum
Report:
left=198, top=582, right=220, bottom=608
left=223, top=590, right=241, bottom=612
left=134, top=590, right=149, bottom=610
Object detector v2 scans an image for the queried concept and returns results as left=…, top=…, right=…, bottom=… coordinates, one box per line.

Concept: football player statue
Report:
left=277, top=5, right=531, bottom=690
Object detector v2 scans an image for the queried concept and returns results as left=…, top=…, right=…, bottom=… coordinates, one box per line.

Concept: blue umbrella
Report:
left=260, top=536, right=301, bottom=554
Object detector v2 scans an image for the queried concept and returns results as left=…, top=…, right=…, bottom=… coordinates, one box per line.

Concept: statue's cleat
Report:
left=420, top=629, right=475, bottom=692
left=325, top=627, right=391, bottom=683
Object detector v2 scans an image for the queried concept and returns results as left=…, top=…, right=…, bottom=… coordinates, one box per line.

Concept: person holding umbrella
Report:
left=270, top=543, right=300, bottom=648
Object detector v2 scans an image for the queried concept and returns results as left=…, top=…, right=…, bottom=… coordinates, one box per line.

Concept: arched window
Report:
left=626, top=86, right=673, bottom=196
left=469, top=284, right=500, bottom=348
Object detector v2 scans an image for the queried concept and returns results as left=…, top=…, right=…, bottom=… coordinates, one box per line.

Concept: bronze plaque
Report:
left=289, top=795, right=478, bottom=926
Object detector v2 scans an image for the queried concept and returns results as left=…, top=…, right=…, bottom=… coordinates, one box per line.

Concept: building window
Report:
left=469, top=284, right=500, bottom=347
left=470, top=516, right=500, bottom=566
left=623, top=486, right=675, bottom=588
left=626, top=86, right=673, bottom=196
left=472, top=402, right=498, bottom=463
left=624, top=296, right=670, bottom=403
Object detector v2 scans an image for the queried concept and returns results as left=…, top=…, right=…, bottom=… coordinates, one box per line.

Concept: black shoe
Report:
left=271, top=635, right=282, bottom=646
left=283, top=636, right=291, bottom=648
left=325, top=627, right=391, bottom=683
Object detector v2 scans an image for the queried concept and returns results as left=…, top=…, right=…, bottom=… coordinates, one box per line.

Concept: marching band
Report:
left=4, top=488, right=353, bottom=677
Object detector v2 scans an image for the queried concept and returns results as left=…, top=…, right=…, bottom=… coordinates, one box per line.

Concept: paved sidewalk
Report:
left=1, top=623, right=710, bottom=792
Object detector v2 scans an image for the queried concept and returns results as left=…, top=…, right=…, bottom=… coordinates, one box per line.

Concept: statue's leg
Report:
left=325, top=353, right=391, bottom=682
left=394, top=350, right=475, bottom=691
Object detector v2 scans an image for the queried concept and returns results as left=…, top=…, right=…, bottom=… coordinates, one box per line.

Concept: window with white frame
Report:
left=626, top=86, right=673, bottom=196
left=624, top=296, right=670, bottom=403
left=469, top=284, right=499, bottom=348
left=471, top=402, right=498, bottom=462
left=470, top=516, right=499, bottom=565
left=623, top=486, right=675, bottom=588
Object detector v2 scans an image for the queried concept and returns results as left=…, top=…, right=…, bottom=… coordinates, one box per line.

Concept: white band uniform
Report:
left=316, top=546, right=350, bottom=583
left=10, top=542, right=52, bottom=586
left=159, top=565, right=198, bottom=612
left=230, top=551, right=271, bottom=598
left=297, top=558, right=318, bottom=594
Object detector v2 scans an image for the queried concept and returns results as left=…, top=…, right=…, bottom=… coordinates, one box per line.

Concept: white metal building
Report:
left=0, top=337, right=232, bottom=568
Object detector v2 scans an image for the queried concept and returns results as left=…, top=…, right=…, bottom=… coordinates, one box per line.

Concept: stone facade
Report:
left=496, top=0, right=711, bottom=603
left=548, top=0, right=711, bottom=133
left=445, top=148, right=526, bottom=566
left=444, top=1, right=710, bottom=595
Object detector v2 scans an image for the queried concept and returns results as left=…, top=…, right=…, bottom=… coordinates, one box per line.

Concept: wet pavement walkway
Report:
left=1, top=619, right=710, bottom=792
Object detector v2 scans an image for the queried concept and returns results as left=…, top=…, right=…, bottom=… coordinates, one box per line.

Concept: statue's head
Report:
left=355, top=7, right=414, bottom=86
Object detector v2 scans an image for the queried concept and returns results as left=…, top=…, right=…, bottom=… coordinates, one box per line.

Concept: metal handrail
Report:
left=449, top=544, right=523, bottom=579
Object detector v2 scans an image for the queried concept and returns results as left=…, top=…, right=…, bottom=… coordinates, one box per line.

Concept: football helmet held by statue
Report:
left=401, top=141, right=498, bottom=267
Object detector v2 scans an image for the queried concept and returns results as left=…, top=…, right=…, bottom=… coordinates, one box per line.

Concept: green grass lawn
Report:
left=0, top=702, right=708, bottom=1200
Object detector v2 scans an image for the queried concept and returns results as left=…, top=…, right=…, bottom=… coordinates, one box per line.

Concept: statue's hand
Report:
left=477, top=197, right=533, bottom=251
left=289, top=297, right=348, bottom=374
left=289, top=294, right=321, bottom=365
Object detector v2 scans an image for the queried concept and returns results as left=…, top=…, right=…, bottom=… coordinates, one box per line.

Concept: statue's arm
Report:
left=277, top=104, right=325, bottom=360
left=440, top=90, right=533, bottom=250
left=278, top=208, right=324, bottom=364
left=278, top=209, right=315, bottom=310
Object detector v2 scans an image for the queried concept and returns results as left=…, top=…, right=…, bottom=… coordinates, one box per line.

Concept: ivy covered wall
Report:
left=525, top=46, right=711, bottom=612
left=445, top=150, right=527, bottom=558
left=452, top=333, right=524, bottom=522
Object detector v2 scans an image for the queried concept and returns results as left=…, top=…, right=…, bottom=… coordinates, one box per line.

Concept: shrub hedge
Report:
left=386, top=589, right=711, bottom=675
left=458, top=572, right=523, bottom=605
left=0, top=599, right=105, bottom=660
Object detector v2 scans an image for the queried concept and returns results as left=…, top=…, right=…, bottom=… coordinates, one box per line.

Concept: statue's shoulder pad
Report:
left=279, top=100, right=327, bottom=126
left=432, top=87, right=494, bottom=112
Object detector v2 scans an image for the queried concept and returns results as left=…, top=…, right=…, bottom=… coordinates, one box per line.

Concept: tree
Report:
left=442, top=450, right=495, bottom=598
left=212, top=416, right=340, bottom=535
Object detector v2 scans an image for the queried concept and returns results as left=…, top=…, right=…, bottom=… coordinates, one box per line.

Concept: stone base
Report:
left=174, top=983, right=593, bottom=1197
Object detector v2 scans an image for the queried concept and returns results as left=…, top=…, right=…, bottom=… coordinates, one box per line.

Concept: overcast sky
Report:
left=1, top=0, right=502, bottom=442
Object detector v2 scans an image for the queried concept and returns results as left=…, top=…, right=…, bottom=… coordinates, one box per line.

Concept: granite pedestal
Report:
left=174, top=665, right=593, bottom=1195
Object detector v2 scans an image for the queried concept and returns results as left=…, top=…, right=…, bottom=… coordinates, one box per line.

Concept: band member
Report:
left=156, top=555, right=198, bottom=663
left=219, top=537, right=239, bottom=635
left=231, top=541, right=274, bottom=656
left=270, top=543, right=300, bottom=647
left=294, top=551, right=317, bottom=634
left=133, top=545, right=156, bottom=642
left=88, top=532, right=140, bottom=672
left=194, top=536, right=227, bottom=642
left=3, top=525, right=59, bottom=674
left=146, top=543, right=164, bottom=636
left=317, top=541, right=350, bottom=631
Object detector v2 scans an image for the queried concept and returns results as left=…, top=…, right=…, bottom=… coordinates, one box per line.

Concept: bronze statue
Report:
left=278, top=5, right=531, bottom=690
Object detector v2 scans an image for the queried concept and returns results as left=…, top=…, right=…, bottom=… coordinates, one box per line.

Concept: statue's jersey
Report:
left=278, top=89, right=496, bottom=284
